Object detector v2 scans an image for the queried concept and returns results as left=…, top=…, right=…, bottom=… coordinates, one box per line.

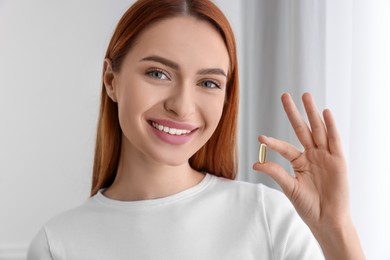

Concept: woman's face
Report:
left=106, top=16, right=229, bottom=166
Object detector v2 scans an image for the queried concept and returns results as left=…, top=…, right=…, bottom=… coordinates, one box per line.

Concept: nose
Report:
left=164, top=83, right=196, bottom=119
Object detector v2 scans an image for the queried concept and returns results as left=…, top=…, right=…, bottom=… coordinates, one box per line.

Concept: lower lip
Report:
left=149, top=124, right=196, bottom=145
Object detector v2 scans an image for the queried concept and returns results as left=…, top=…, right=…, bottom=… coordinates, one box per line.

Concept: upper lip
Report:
left=148, top=119, right=198, bottom=131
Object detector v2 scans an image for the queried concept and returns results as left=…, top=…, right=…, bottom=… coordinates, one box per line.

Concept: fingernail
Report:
left=260, top=135, right=268, bottom=143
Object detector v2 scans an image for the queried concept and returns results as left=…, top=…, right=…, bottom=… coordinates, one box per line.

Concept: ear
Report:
left=103, top=58, right=118, bottom=102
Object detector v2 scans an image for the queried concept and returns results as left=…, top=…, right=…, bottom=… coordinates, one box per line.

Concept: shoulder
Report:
left=44, top=198, right=99, bottom=230
left=209, top=175, right=324, bottom=259
left=27, top=228, right=53, bottom=260
left=27, top=198, right=100, bottom=259
left=208, top=174, right=288, bottom=206
left=205, top=174, right=296, bottom=220
left=211, top=176, right=297, bottom=226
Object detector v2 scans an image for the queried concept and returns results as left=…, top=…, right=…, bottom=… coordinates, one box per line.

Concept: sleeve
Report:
left=260, top=185, right=325, bottom=260
left=27, top=228, right=55, bottom=260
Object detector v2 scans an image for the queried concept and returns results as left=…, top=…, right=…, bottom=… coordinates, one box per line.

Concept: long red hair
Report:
left=91, top=0, right=239, bottom=195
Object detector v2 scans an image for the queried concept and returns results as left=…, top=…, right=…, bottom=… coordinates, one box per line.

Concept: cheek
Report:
left=116, top=81, right=153, bottom=127
left=215, top=93, right=226, bottom=117
left=203, top=94, right=226, bottom=130
left=117, top=78, right=160, bottom=112
left=214, top=102, right=224, bottom=124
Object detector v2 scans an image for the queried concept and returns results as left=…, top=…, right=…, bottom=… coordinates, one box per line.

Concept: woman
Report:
left=28, top=0, right=365, bottom=259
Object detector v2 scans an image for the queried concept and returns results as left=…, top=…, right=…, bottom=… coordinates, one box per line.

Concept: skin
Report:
left=102, top=15, right=364, bottom=259
left=102, top=16, right=229, bottom=201
left=253, top=92, right=365, bottom=259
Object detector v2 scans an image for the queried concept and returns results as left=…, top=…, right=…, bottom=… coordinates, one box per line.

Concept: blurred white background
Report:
left=0, top=0, right=389, bottom=259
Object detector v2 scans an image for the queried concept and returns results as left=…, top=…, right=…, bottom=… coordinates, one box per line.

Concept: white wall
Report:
left=0, top=1, right=241, bottom=259
left=0, top=1, right=133, bottom=259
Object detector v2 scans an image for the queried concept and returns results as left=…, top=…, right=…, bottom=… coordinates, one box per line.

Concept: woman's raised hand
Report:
left=253, top=92, right=365, bottom=259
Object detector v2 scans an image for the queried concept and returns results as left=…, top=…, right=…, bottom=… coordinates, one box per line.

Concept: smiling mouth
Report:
left=150, top=121, right=193, bottom=136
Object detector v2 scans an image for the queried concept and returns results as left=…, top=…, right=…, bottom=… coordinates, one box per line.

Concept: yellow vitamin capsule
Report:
left=258, top=143, right=267, bottom=164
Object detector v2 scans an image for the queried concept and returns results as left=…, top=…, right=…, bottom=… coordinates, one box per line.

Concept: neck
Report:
left=103, top=139, right=205, bottom=201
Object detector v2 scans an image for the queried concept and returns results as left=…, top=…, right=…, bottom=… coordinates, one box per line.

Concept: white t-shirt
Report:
left=27, top=173, right=324, bottom=260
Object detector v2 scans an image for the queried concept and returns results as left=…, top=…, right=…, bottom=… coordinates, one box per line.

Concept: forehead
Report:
left=126, top=16, right=230, bottom=72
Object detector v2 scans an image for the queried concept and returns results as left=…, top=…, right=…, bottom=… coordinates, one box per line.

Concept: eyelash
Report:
left=145, top=68, right=221, bottom=89
left=146, top=68, right=170, bottom=80
left=199, top=79, right=221, bottom=89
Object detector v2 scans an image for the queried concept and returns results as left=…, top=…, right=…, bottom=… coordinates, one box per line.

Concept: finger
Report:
left=281, top=93, right=315, bottom=149
left=253, top=161, right=295, bottom=197
left=323, top=109, right=344, bottom=155
left=302, top=93, right=328, bottom=148
left=259, top=135, right=301, bottom=162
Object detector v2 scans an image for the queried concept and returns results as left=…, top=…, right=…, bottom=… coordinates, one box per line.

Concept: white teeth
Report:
left=151, top=121, right=192, bottom=136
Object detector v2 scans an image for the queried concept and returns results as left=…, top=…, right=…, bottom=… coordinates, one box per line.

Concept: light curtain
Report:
left=237, top=0, right=390, bottom=259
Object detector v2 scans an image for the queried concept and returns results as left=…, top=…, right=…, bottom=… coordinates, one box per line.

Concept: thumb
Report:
left=253, top=161, right=295, bottom=198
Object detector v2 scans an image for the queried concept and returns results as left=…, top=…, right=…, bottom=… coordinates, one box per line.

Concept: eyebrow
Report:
left=140, top=55, right=227, bottom=77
